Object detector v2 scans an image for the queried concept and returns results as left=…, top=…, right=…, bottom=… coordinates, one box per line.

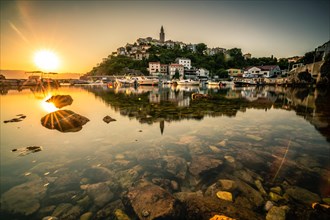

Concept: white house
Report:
left=196, top=68, right=210, bottom=77
left=243, top=65, right=281, bottom=78
left=243, top=66, right=262, bottom=78
left=259, top=65, right=281, bottom=78
left=175, top=58, right=191, bottom=69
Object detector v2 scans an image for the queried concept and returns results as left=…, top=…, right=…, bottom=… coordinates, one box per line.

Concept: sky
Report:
left=1, top=0, right=329, bottom=74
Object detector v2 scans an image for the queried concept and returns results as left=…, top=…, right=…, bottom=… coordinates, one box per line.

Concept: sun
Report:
left=34, top=50, right=60, bottom=71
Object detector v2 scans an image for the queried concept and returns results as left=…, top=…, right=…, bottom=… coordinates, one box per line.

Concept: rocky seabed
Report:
left=1, top=132, right=330, bottom=220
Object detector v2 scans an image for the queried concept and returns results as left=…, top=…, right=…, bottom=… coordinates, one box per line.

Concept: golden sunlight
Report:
left=41, top=95, right=58, bottom=113
left=34, top=50, right=60, bottom=71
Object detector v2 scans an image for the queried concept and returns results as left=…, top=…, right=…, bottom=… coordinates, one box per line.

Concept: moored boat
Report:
left=176, top=79, right=200, bottom=86
left=132, top=76, right=159, bottom=86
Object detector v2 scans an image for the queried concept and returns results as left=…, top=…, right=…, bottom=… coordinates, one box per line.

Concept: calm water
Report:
left=1, top=84, right=330, bottom=219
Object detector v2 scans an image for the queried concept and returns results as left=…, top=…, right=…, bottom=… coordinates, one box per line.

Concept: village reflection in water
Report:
left=83, top=84, right=330, bottom=141
left=0, top=84, right=329, bottom=220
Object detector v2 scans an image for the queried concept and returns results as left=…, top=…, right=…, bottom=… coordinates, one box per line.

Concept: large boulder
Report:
left=163, top=156, right=188, bottom=180
left=176, top=192, right=263, bottom=220
left=284, top=186, right=321, bottom=205
left=123, top=180, right=181, bottom=219
left=41, top=110, right=89, bottom=132
left=85, top=182, right=114, bottom=207
left=0, top=179, right=47, bottom=215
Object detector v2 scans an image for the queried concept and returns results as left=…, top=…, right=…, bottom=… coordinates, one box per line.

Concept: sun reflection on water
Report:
left=41, top=95, right=58, bottom=113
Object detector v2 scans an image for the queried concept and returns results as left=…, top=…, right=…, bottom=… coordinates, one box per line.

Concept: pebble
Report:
left=224, top=155, right=235, bottom=163
left=141, top=210, right=150, bottom=217
left=216, top=191, right=233, bottom=202
left=264, top=201, right=274, bottom=211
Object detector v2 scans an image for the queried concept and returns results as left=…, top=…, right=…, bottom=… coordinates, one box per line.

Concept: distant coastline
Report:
left=0, top=70, right=81, bottom=79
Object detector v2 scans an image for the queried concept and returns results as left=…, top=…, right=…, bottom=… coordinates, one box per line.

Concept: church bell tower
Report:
left=160, top=26, right=165, bottom=43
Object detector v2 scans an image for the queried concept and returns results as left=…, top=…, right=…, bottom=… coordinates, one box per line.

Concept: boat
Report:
left=115, top=77, right=135, bottom=86
left=234, top=79, right=257, bottom=87
left=207, top=80, right=220, bottom=86
left=219, top=81, right=235, bottom=86
left=132, top=76, right=159, bottom=86
left=176, top=79, right=200, bottom=86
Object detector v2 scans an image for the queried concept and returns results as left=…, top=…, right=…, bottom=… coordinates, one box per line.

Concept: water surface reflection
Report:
left=0, top=85, right=329, bottom=219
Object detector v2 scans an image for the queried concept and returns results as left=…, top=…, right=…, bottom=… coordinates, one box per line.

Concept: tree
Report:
left=215, top=69, right=229, bottom=79
left=196, top=43, right=207, bottom=55
left=172, top=69, right=180, bottom=80
left=227, top=48, right=245, bottom=68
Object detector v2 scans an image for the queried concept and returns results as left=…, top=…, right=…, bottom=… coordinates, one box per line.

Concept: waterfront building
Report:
left=227, top=68, right=244, bottom=77
left=168, top=63, right=184, bottom=77
left=160, top=64, right=168, bottom=75
left=175, top=57, right=191, bottom=69
left=243, top=65, right=281, bottom=78
left=149, top=62, right=161, bottom=75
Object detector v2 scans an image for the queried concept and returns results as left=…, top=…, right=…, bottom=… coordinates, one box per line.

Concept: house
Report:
left=259, top=65, right=281, bottom=78
left=168, top=64, right=184, bottom=77
left=149, top=62, right=161, bottom=75
left=135, top=51, right=149, bottom=60
left=205, top=47, right=226, bottom=56
left=196, top=68, right=209, bottom=81
left=184, top=68, right=198, bottom=79
left=244, top=65, right=281, bottom=78
left=227, top=68, right=243, bottom=77
left=196, top=68, right=210, bottom=77
left=243, top=53, right=252, bottom=60
left=160, top=64, right=168, bottom=75
left=175, top=58, right=191, bottom=69
left=117, top=47, right=126, bottom=56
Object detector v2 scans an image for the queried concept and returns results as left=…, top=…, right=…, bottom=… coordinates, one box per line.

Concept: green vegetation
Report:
left=86, top=42, right=321, bottom=77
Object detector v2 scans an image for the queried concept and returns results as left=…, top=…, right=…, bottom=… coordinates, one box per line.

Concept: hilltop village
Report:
left=86, top=26, right=330, bottom=84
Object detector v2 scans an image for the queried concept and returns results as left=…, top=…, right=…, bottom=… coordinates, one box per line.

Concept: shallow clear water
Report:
left=1, top=84, right=329, bottom=219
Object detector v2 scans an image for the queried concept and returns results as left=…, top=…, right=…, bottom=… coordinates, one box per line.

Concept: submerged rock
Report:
left=266, top=205, right=289, bottom=220
left=0, top=179, right=47, bottom=215
left=80, top=212, right=93, bottom=220
left=11, top=146, right=42, bottom=156
left=123, top=180, right=181, bottom=219
left=235, top=178, right=264, bottom=208
left=85, top=182, right=114, bottom=207
left=114, top=209, right=131, bottom=220
left=205, top=179, right=237, bottom=197
left=189, top=155, right=223, bottom=176
left=255, top=179, right=267, bottom=196
left=216, top=191, right=233, bottom=202
left=41, top=110, right=89, bottom=132
left=269, top=192, right=285, bottom=202
left=264, top=201, right=274, bottom=211
left=209, top=214, right=235, bottom=220
left=177, top=192, right=263, bottom=220
left=284, top=186, right=321, bottom=205
left=46, top=95, right=73, bottom=108
left=163, top=155, right=188, bottom=180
